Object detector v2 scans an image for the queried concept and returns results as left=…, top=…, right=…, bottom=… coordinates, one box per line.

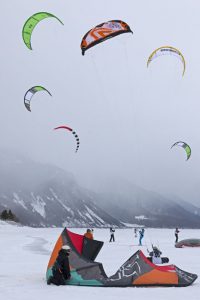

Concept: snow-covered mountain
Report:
left=93, top=177, right=200, bottom=228
left=0, top=149, right=200, bottom=228
left=0, top=149, right=122, bottom=227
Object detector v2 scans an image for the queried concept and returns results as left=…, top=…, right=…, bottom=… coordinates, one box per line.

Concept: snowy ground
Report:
left=0, top=222, right=200, bottom=300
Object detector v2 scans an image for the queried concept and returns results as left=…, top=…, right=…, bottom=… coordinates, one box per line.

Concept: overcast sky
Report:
left=1, top=1, right=200, bottom=206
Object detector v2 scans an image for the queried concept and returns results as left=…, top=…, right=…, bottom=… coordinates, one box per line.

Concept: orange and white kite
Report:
left=81, top=20, right=133, bottom=55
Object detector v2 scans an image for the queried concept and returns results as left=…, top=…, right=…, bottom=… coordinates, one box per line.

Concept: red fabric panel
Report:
left=140, top=251, right=176, bottom=272
left=66, top=229, right=84, bottom=254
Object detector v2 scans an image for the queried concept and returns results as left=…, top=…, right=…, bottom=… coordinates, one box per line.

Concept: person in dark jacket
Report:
left=109, top=227, right=115, bottom=242
left=47, top=245, right=71, bottom=285
left=175, top=227, right=180, bottom=243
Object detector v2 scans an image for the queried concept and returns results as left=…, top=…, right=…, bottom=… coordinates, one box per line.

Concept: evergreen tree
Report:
left=0, top=209, right=19, bottom=222
left=8, top=209, right=14, bottom=220
left=1, top=209, right=9, bottom=220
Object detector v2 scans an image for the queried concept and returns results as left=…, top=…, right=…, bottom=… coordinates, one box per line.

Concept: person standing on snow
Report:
left=109, top=227, right=115, bottom=242
left=84, top=228, right=94, bottom=240
left=47, top=245, right=71, bottom=285
left=134, top=228, right=138, bottom=238
left=175, top=227, right=180, bottom=243
left=139, top=228, right=145, bottom=246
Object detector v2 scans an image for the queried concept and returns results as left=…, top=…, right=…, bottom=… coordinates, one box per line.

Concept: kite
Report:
left=46, top=228, right=197, bottom=287
left=54, top=126, right=80, bottom=153
left=175, top=239, right=200, bottom=248
left=81, top=20, right=133, bottom=55
left=171, top=141, right=191, bottom=161
left=22, top=12, right=64, bottom=50
left=24, top=86, right=52, bottom=112
left=147, top=46, right=186, bottom=76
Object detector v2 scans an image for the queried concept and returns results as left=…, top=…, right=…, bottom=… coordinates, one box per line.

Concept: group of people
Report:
left=136, top=227, right=180, bottom=245
left=82, top=227, right=180, bottom=245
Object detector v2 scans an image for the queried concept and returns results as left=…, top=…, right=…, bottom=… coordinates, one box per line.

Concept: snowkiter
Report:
left=175, top=228, right=180, bottom=243
left=47, top=245, right=71, bottom=285
left=109, top=227, right=115, bottom=242
left=149, top=246, right=162, bottom=264
left=139, top=228, right=145, bottom=246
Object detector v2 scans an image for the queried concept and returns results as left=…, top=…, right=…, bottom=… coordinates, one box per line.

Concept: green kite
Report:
left=24, top=86, right=52, bottom=111
left=171, top=141, right=191, bottom=161
left=22, top=12, right=63, bottom=50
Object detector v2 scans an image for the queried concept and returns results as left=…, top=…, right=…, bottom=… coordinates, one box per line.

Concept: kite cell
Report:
left=22, top=12, right=63, bottom=50
left=171, top=141, right=191, bottom=161
left=147, top=46, right=186, bottom=76
left=81, top=20, right=133, bottom=55
left=54, top=126, right=80, bottom=153
left=24, top=86, right=52, bottom=112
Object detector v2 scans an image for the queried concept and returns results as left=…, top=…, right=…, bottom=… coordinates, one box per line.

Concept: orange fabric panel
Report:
left=47, top=235, right=63, bottom=268
left=133, top=269, right=178, bottom=285
left=90, top=28, right=115, bottom=40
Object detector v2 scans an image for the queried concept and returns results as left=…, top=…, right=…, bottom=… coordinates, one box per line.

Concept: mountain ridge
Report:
left=0, top=149, right=200, bottom=228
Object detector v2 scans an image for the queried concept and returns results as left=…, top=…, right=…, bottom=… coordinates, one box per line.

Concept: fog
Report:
left=1, top=0, right=200, bottom=206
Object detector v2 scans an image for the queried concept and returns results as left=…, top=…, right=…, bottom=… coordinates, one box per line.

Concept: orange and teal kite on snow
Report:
left=46, top=228, right=197, bottom=287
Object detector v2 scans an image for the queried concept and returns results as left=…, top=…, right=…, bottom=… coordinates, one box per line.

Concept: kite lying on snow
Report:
left=46, top=228, right=197, bottom=287
left=175, top=239, right=200, bottom=248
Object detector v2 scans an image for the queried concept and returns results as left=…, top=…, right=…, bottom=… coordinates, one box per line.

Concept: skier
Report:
left=139, top=228, right=145, bottom=246
left=109, top=227, right=115, bottom=242
left=175, top=227, right=180, bottom=243
left=47, top=245, right=71, bottom=285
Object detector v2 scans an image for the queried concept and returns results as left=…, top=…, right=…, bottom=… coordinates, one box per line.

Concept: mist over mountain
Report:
left=0, top=148, right=122, bottom=227
left=93, top=177, right=200, bottom=228
left=0, top=148, right=200, bottom=228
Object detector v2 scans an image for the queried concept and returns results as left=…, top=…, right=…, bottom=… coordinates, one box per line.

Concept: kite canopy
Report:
left=24, top=86, right=52, bottom=112
left=46, top=228, right=197, bottom=287
left=171, top=141, right=191, bottom=161
left=54, top=126, right=80, bottom=153
left=147, top=46, right=186, bottom=76
left=22, top=12, right=64, bottom=50
left=175, top=239, right=200, bottom=248
left=81, top=20, right=133, bottom=55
